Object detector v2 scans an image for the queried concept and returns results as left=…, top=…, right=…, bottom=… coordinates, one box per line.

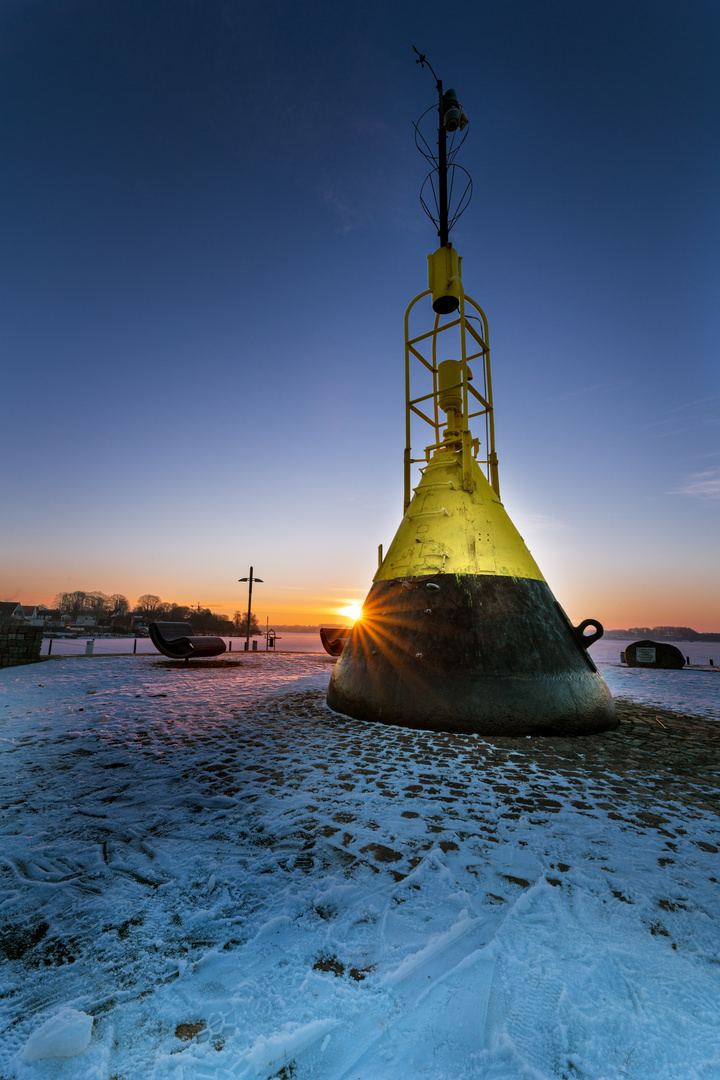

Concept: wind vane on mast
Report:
left=412, top=46, right=471, bottom=249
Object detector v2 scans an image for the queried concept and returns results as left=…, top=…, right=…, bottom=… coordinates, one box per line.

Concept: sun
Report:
left=338, top=604, right=363, bottom=622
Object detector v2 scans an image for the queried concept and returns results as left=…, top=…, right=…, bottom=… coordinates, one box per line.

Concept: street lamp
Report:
left=238, top=566, right=263, bottom=652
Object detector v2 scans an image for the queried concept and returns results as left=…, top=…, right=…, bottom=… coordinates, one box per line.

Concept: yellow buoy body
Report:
left=378, top=448, right=542, bottom=582
left=327, top=451, right=616, bottom=736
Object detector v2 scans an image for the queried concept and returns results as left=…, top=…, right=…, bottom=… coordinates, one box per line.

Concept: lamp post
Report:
left=238, top=567, right=263, bottom=652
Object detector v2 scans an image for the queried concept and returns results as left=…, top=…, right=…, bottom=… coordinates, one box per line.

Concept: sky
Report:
left=2, top=0, right=718, bottom=629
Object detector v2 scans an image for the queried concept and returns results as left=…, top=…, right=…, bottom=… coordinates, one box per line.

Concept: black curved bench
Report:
left=149, top=621, right=227, bottom=660
left=319, top=627, right=352, bottom=657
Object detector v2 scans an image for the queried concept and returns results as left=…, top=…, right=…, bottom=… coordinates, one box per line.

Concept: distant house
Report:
left=37, top=609, right=66, bottom=627
left=75, top=614, right=98, bottom=627
left=0, top=602, right=25, bottom=623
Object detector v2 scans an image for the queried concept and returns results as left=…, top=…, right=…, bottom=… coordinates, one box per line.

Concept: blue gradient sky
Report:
left=2, top=0, right=718, bottom=628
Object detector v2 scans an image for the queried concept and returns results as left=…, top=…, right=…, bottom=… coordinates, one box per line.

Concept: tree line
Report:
left=605, top=625, right=720, bottom=642
left=52, top=591, right=260, bottom=636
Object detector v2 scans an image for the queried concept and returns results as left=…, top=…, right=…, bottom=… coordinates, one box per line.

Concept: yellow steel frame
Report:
left=403, top=283, right=499, bottom=513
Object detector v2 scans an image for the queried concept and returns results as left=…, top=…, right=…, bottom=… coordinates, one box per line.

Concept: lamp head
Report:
left=442, top=89, right=468, bottom=133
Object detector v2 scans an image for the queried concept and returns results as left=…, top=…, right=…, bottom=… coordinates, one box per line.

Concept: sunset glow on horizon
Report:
left=3, top=569, right=720, bottom=633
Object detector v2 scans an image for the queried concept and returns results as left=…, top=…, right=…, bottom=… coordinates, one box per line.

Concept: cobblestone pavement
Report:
left=254, top=689, right=720, bottom=849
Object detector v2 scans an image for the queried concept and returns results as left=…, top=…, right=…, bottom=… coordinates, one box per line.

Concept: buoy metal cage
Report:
left=403, top=283, right=500, bottom=513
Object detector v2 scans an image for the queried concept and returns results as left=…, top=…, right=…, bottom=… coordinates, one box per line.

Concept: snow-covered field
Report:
left=1, top=654, right=719, bottom=1080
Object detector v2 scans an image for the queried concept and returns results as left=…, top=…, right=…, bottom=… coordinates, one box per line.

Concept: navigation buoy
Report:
left=327, top=439, right=616, bottom=734
left=327, top=55, right=616, bottom=736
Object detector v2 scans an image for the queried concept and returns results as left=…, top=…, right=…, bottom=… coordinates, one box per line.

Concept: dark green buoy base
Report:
left=327, top=575, right=617, bottom=737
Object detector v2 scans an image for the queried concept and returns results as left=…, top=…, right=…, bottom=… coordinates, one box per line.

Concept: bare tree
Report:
left=136, top=594, right=163, bottom=620
left=86, top=591, right=111, bottom=619
left=233, top=611, right=260, bottom=636
left=189, top=608, right=233, bottom=634
left=109, top=594, right=130, bottom=616
left=55, top=591, right=88, bottom=621
left=163, top=603, right=191, bottom=621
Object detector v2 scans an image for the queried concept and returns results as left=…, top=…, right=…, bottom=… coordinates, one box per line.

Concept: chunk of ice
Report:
left=20, top=1007, right=93, bottom=1060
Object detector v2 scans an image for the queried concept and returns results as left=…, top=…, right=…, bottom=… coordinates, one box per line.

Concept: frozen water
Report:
left=0, top=653, right=718, bottom=1079
left=39, top=632, right=327, bottom=657
left=589, top=638, right=720, bottom=720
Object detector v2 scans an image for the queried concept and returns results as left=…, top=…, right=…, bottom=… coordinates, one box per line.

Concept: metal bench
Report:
left=148, top=621, right=227, bottom=660
left=319, top=627, right=352, bottom=657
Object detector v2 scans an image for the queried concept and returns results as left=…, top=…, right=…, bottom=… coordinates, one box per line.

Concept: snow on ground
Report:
left=39, top=636, right=720, bottom=721
left=1, top=654, right=719, bottom=1080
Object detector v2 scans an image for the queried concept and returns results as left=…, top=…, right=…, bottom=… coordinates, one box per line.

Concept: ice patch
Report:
left=243, top=1017, right=338, bottom=1073
left=20, top=1007, right=93, bottom=1060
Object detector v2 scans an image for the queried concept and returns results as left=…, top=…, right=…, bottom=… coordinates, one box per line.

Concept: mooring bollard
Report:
left=252, top=640, right=258, bottom=651
left=711, top=659, right=715, bottom=667
left=133, top=638, right=137, bottom=654
left=85, top=639, right=94, bottom=656
left=47, top=638, right=53, bottom=656
left=229, top=639, right=232, bottom=652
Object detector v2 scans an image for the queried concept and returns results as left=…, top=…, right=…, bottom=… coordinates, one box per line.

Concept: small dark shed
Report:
left=624, top=639, right=685, bottom=669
